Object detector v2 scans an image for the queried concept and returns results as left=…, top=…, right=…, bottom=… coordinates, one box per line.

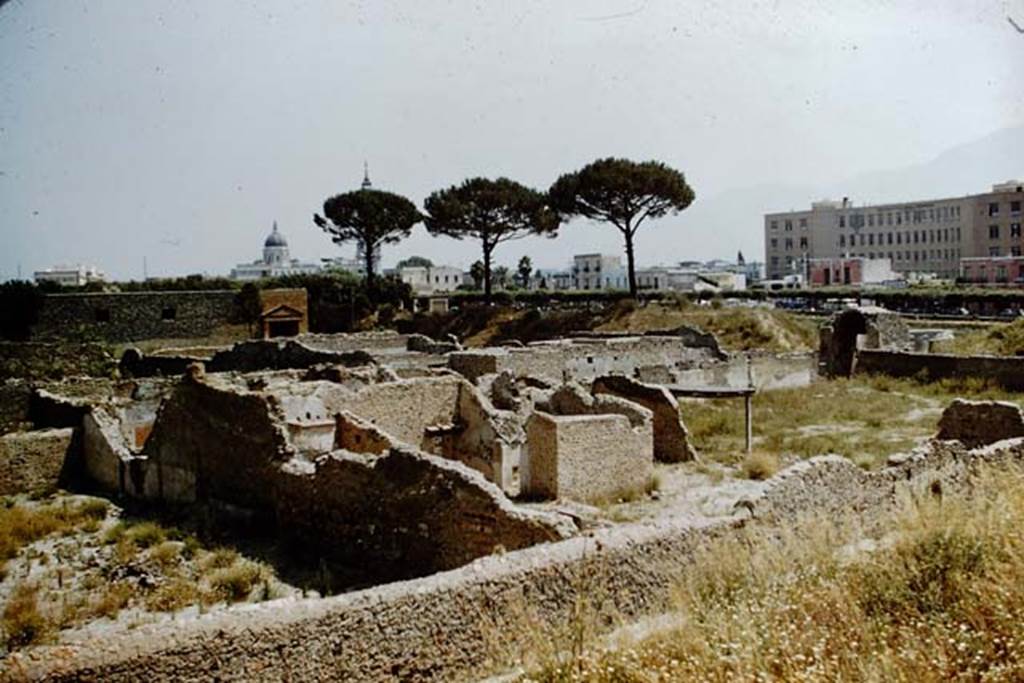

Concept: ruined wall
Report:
left=17, top=434, right=1022, bottom=683
left=0, top=428, right=78, bottom=495
left=0, top=382, right=33, bottom=435
left=275, top=447, right=571, bottom=581
left=449, top=336, right=717, bottom=384
left=592, top=375, right=697, bottom=462
left=524, top=411, right=653, bottom=503
left=32, top=290, right=239, bottom=343
left=0, top=341, right=116, bottom=380
left=853, top=349, right=1024, bottom=390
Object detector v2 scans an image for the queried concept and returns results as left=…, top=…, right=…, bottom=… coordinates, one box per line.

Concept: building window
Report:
left=1013, top=246, right=1021, bottom=257
left=784, top=220, right=793, bottom=231
left=896, top=233, right=902, bottom=245
left=94, top=308, right=110, bottom=323
left=1012, top=223, right=1022, bottom=238
left=161, top=306, right=176, bottom=321
left=887, top=232, right=893, bottom=245
left=799, top=237, right=808, bottom=249
left=1012, top=201, right=1021, bottom=215
left=990, top=224, right=1000, bottom=239
left=839, top=216, right=845, bottom=228
left=839, top=235, right=845, bottom=247
left=799, top=218, right=807, bottom=228
left=868, top=215, right=874, bottom=227
left=770, top=221, right=778, bottom=230
left=770, top=238, right=778, bottom=248
left=989, top=202, right=1000, bottom=217
left=771, top=256, right=779, bottom=267
left=785, top=238, right=793, bottom=250
left=990, top=247, right=1001, bottom=256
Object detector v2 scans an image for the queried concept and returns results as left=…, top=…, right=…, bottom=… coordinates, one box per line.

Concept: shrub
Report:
left=145, top=578, right=202, bottom=613
left=124, top=522, right=166, bottom=548
left=208, top=561, right=264, bottom=602
left=2, top=584, right=49, bottom=650
left=740, top=451, right=780, bottom=480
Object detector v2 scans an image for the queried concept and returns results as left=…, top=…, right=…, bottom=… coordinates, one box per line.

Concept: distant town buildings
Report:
left=764, top=180, right=1024, bottom=282
left=230, top=223, right=323, bottom=281
left=34, top=264, right=106, bottom=287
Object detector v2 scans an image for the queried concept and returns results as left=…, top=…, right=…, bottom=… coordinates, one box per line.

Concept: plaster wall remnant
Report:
left=524, top=384, right=654, bottom=502
left=818, top=306, right=911, bottom=378
left=448, top=335, right=718, bottom=384
left=19, top=407, right=1023, bottom=683
left=592, top=374, right=698, bottom=462
left=936, top=398, right=1024, bottom=447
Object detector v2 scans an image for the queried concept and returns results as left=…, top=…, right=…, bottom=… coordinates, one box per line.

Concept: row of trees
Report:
left=313, top=157, right=696, bottom=302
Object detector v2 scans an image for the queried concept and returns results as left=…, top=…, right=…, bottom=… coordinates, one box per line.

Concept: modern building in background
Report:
left=34, top=264, right=107, bottom=287
left=571, top=254, right=627, bottom=290
left=230, top=223, right=323, bottom=281
left=389, top=264, right=465, bottom=295
left=764, top=180, right=1024, bottom=282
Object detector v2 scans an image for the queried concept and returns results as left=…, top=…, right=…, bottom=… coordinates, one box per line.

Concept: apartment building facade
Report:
left=764, top=180, right=1024, bottom=281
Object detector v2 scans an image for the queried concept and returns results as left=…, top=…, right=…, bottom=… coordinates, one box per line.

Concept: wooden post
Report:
left=744, top=394, right=753, bottom=454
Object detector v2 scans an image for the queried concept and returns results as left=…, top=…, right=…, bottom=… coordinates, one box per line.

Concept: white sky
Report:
left=1, top=0, right=1022, bottom=280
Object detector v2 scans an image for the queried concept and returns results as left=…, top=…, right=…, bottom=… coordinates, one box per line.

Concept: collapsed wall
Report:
left=16, top=402, right=1024, bottom=683
left=87, top=370, right=571, bottom=580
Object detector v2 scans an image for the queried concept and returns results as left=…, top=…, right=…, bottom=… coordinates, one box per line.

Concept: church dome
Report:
left=264, top=222, right=288, bottom=248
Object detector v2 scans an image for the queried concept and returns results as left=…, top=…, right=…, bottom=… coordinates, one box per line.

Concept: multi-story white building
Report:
left=764, top=180, right=1024, bottom=281
left=230, top=223, right=323, bottom=281
left=572, top=254, right=627, bottom=290
left=34, top=264, right=106, bottom=287
left=391, top=265, right=465, bottom=295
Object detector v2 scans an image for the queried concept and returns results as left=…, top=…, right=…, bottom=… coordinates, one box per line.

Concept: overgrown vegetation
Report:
left=685, top=376, right=1015, bottom=470
left=0, top=494, right=290, bottom=653
left=933, top=318, right=1024, bottom=356
left=519, top=464, right=1024, bottom=681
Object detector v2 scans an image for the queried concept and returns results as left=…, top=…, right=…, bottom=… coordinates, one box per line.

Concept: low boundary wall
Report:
left=854, top=349, right=1024, bottom=390
left=7, top=438, right=1021, bottom=682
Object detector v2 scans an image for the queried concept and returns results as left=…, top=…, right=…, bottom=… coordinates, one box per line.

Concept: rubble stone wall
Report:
left=853, top=349, right=1024, bottom=390
left=32, top=290, right=239, bottom=343
left=0, top=427, right=77, bottom=495
left=0, top=341, right=116, bottom=380
left=17, top=436, right=1024, bottom=683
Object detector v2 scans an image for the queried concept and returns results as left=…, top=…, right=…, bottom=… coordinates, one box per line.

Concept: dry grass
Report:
left=684, top=376, right=1016, bottom=470
left=740, top=450, right=780, bottom=480
left=932, top=318, right=1024, bottom=357
left=0, top=497, right=109, bottom=571
left=2, top=583, right=48, bottom=649
left=520, top=464, right=1024, bottom=682
left=597, top=301, right=819, bottom=353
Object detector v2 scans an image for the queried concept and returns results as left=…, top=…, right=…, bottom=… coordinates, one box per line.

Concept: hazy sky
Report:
left=1, top=0, right=1022, bottom=280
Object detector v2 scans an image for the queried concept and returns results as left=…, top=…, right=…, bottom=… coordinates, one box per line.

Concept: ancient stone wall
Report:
left=936, top=398, right=1024, bottom=446
left=32, top=290, right=240, bottom=343
left=15, top=435, right=1023, bottom=683
left=0, top=341, right=116, bottom=380
left=592, top=375, right=697, bottom=462
left=0, top=382, right=33, bottom=435
left=524, top=411, right=653, bottom=502
left=0, top=428, right=78, bottom=495
left=449, top=336, right=717, bottom=384
left=853, top=349, right=1024, bottom=390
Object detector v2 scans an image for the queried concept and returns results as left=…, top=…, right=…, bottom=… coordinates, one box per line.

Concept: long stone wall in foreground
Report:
left=6, top=434, right=1020, bottom=682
